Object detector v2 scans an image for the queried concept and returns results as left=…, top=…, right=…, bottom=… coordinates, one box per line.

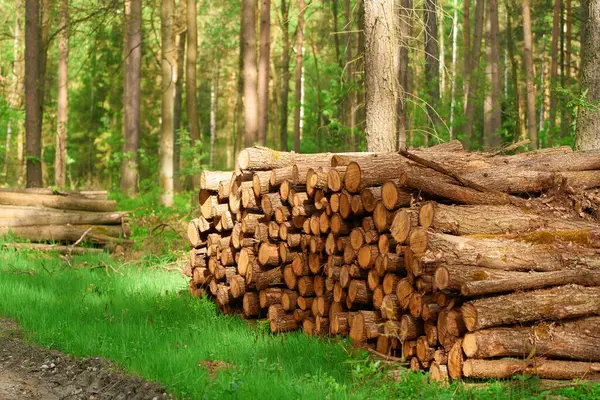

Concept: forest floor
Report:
left=0, top=191, right=599, bottom=399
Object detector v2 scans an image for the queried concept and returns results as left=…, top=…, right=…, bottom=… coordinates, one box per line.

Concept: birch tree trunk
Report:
left=121, top=0, right=142, bottom=196
left=55, top=0, right=69, bottom=188
left=242, top=0, right=259, bottom=146
left=522, top=0, right=538, bottom=149
left=364, top=0, right=397, bottom=152
left=258, top=0, right=271, bottom=145
left=575, top=0, right=600, bottom=150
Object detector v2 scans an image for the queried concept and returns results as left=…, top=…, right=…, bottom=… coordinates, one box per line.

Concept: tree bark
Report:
left=463, top=0, right=484, bottom=146
left=575, top=0, right=600, bottom=150
left=463, top=359, right=600, bottom=380
left=0, top=191, right=116, bottom=212
left=279, top=0, right=290, bottom=151
left=258, top=0, right=270, bottom=145
left=55, top=0, right=69, bottom=188
left=173, top=2, right=186, bottom=192
left=424, top=0, right=440, bottom=144
left=548, top=0, right=560, bottom=141
left=461, top=284, right=600, bottom=331
left=363, top=0, right=396, bottom=152
left=462, top=316, right=600, bottom=361
left=483, top=0, right=502, bottom=149
left=209, top=59, right=220, bottom=168
left=25, top=0, right=43, bottom=188
left=242, top=0, right=259, bottom=146
left=293, top=0, right=305, bottom=152
left=344, top=0, right=356, bottom=150
left=160, top=0, right=175, bottom=206
left=186, top=0, right=201, bottom=188
left=522, top=0, right=538, bottom=149
left=0, top=206, right=128, bottom=226
left=397, top=0, right=412, bottom=150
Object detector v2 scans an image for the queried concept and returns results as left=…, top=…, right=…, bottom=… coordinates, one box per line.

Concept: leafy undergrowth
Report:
left=0, top=192, right=598, bottom=399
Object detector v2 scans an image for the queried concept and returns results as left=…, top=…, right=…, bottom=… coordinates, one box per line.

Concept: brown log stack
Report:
left=187, top=144, right=600, bottom=383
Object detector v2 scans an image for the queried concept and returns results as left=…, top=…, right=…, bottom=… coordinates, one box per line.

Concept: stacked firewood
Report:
left=0, top=188, right=131, bottom=252
left=187, top=142, right=600, bottom=382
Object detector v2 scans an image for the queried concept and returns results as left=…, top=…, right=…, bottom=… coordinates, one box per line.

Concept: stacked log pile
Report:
left=187, top=143, right=600, bottom=382
left=0, top=188, right=131, bottom=251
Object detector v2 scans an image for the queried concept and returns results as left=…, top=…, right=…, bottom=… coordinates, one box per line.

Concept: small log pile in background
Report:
left=0, top=188, right=131, bottom=252
left=186, top=142, right=600, bottom=383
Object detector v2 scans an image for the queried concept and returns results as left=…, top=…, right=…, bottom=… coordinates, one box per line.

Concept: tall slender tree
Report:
left=397, top=0, right=412, bottom=150
left=575, top=0, right=600, bottom=150
left=364, top=0, right=396, bottom=152
left=55, top=0, right=69, bottom=188
left=293, top=0, right=305, bottom=152
left=344, top=0, right=355, bottom=150
left=522, top=0, right=537, bottom=149
left=25, top=0, right=43, bottom=187
left=463, top=0, right=485, bottom=146
left=121, top=0, right=142, bottom=196
left=160, top=0, right=175, bottom=206
left=548, top=0, right=560, bottom=141
left=173, top=1, right=186, bottom=192
left=449, top=0, right=459, bottom=139
left=484, top=0, right=502, bottom=149
left=463, top=0, right=471, bottom=105
left=258, top=0, right=271, bottom=145
left=186, top=0, right=201, bottom=186
left=279, top=0, right=290, bottom=151
left=424, top=0, right=440, bottom=145
left=242, top=0, right=259, bottom=146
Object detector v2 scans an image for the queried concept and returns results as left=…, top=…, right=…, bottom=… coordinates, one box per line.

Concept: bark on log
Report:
left=1, top=225, right=132, bottom=247
left=3, top=242, right=105, bottom=255
left=360, top=187, right=382, bottom=213
left=462, top=316, right=600, bottom=361
left=201, top=170, right=233, bottom=191
left=237, top=146, right=369, bottom=170
left=382, top=181, right=413, bottom=211
left=462, top=284, right=600, bottom=331
left=0, top=206, right=129, bottom=227
left=462, top=358, right=600, bottom=380
left=390, top=209, right=419, bottom=244
left=0, top=192, right=116, bottom=212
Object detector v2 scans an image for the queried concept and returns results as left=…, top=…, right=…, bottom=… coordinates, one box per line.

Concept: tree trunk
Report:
left=462, top=316, right=600, bottom=361
left=55, top=0, right=68, bottom=188
left=121, top=0, right=142, bottom=196
left=210, top=58, right=220, bottom=168
left=242, top=0, right=259, bottom=146
left=483, top=0, right=502, bottom=149
left=463, top=0, right=485, bottom=146
left=25, top=0, right=43, bottom=188
left=575, top=0, right=600, bottom=150
left=0, top=191, right=116, bottom=212
left=258, top=0, right=270, bottom=145
left=364, top=0, right=397, bottom=152
left=160, top=0, right=175, bottom=206
left=173, top=1, right=186, bottom=192
left=344, top=0, right=356, bottom=150
left=397, top=0, right=412, bottom=150
left=424, top=0, right=440, bottom=144
left=462, top=0, right=471, bottom=106
left=186, top=0, right=201, bottom=189
left=461, top=285, right=600, bottom=331
left=522, top=0, right=538, bottom=149
left=449, top=0, right=458, bottom=140
left=505, top=0, right=522, bottom=141
left=463, top=359, right=600, bottom=380
left=279, top=0, right=290, bottom=151
left=548, top=0, right=560, bottom=142
left=293, top=0, right=305, bottom=152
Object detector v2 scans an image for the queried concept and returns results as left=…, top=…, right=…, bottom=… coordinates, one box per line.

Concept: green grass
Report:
left=1, top=192, right=599, bottom=399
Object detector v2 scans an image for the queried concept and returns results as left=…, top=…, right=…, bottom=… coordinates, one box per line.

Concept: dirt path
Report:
left=0, top=319, right=172, bottom=400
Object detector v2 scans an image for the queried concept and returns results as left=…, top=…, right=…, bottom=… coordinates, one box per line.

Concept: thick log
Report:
left=350, top=195, right=365, bottom=216
left=298, top=276, right=316, bottom=296
left=0, top=206, right=129, bottom=227
left=261, top=193, right=283, bottom=217
left=327, top=167, right=346, bottom=192
left=429, top=362, right=449, bottom=383
left=331, top=312, right=350, bottom=335
left=382, top=181, right=413, bottom=211
left=338, top=192, right=352, bottom=219
left=462, top=316, right=600, bottom=361
left=1, top=225, right=132, bottom=247
left=260, top=287, right=284, bottom=308
left=241, top=186, right=259, bottom=209
left=400, top=314, right=423, bottom=341
left=201, top=170, right=233, bottom=191
left=448, top=340, right=464, bottom=379
left=0, top=188, right=108, bottom=200
left=297, top=296, right=314, bottom=311
left=0, top=191, right=116, bottom=212
left=462, top=359, right=600, bottom=380
left=380, top=294, right=400, bottom=320
left=419, top=202, right=600, bottom=235
left=237, top=146, right=367, bottom=170
left=258, top=243, right=280, bottom=266
left=3, top=242, right=105, bottom=255
left=360, top=187, right=382, bottom=213
left=270, top=313, right=299, bottom=332
left=348, top=280, right=372, bottom=304
left=358, top=245, right=378, bottom=269
left=390, top=209, right=419, bottom=244
left=373, top=202, right=394, bottom=232
left=256, top=267, right=284, bottom=290
left=229, top=275, right=247, bottom=298
left=461, top=284, right=600, bottom=331
left=350, top=310, right=382, bottom=343
left=270, top=166, right=295, bottom=187
left=252, top=170, right=272, bottom=196
left=187, top=218, right=210, bottom=247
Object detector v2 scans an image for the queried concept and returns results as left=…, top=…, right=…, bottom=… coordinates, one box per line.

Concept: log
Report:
left=1, top=225, right=132, bottom=247
left=201, top=170, right=233, bottom=191
left=270, top=166, right=296, bottom=187
left=241, top=186, right=259, bottom=209
left=390, top=209, right=419, bottom=244
left=256, top=267, right=284, bottom=290
left=327, top=167, right=346, bottom=192
left=461, top=284, right=600, bottom=331
left=9, top=241, right=104, bottom=255
left=0, top=206, right=129, bottom=227
left=419, top=202, right=600, bottom=236
left=358, top=245, right=378, bottom=269
left=350, top=311, right=382, bottom=343
left=462, top=359, right=600, bottom=380
left=0, top=188, right=108, bottom=200
left=237, top=146, right=367, bottom=170
left=448, top=340, right=464, bottom=379
left=270, top=313, right=299, bottom=332
left=253, top=170, right=272, bottom=196
left=400, top=314, right=423, bottom=341
left=360, top=187, right=382, bottom=213
left=382, top=181, right=413, bottom=211
left=260, top=288, right=284, bottom=308
left=298, top=276, right=316, bottom=296
left=258, top=243, right=280, bottom=266
left=331, top=312, right=350, bottom=335
left=261, top=193, right=284, bottom=217
left=348, top=280, right=372, bottom=304
left=229, top=275, right=247, bottom=298
left=380, top=294, right=400, bottom=320
left=429, top=362, right=449, bottom=383
left=373, top=202, right=394, bottom=232
left=0, top=191, right=116, bottom=212
left=462, top=316, right=600, bottom=361
left=297, top=296, right=314, bottom=311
